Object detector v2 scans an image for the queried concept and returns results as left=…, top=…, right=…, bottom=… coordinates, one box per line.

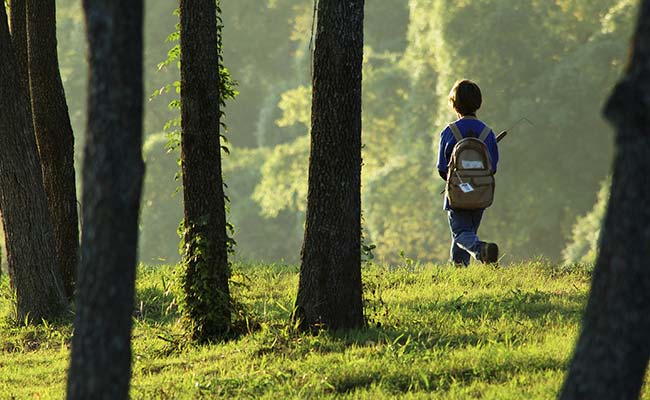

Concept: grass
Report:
left=0, top=261, right=645, bottom=399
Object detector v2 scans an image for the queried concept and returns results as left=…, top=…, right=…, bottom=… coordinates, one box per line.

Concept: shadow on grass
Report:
left=325, top=353, right=566, bottom=395
left=322, top=289, right=586, bottom=347
left=413, top=289, right=586, bottom=322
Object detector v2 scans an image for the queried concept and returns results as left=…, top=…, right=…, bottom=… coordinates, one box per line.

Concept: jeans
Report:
left=448, top=208, right=484, bottom=266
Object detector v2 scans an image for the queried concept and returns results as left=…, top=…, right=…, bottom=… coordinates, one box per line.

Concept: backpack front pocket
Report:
left=447, top=174, right=494, bottom=210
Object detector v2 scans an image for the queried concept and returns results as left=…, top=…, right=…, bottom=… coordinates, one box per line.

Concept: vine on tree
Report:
left=153, top=1, right=240, bottom=341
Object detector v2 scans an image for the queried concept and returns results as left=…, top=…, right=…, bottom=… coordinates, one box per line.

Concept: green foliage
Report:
left=252, top=135, right=309, bottom=218
left=275, top=85, right=311, bottom=129
left=224, top=146, right=305, bottom=263
left=140, top=133, right=183, bottom=264
left=219, top=0, right=314, bottom=148
left=562, top=178, right=610, bottom=265
left=3, top=262, right=631, bottom=399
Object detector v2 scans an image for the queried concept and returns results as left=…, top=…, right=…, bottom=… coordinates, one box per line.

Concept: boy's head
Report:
left=448, top=80, right=482, bottom=116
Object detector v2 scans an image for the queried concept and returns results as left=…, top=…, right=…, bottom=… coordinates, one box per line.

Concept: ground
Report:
left=0, top=261, right=647, bottom=399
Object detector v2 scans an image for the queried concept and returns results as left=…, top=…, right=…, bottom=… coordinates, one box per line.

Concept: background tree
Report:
left=26, top=0, right=78, bottom=298
left=178, top=0, right=231, bottom=341
left=0, top=1, right=66, bottom=322
left=560, top=1, right=650, bottom=398
left=66, top=0, right=144, bottom=398
left=294, top=0, right=365, bottom=330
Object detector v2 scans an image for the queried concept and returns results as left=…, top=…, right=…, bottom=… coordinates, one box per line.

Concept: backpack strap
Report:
left=478, top=125, right=491, bottom=142
left=449, top=122, right=464, bottom=142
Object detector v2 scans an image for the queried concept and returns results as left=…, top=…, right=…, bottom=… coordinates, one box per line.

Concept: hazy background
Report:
left=52, top=0, right=635, bottom=266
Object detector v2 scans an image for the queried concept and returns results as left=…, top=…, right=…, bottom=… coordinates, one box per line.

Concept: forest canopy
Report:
left=52, top=0, right=635, bottom=265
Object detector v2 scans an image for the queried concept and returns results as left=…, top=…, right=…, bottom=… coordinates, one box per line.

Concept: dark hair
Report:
left=448, top=80, right=482, bottom=115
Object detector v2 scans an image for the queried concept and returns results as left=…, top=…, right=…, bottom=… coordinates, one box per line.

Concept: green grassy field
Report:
left=0, top=261, right=647, bottom=399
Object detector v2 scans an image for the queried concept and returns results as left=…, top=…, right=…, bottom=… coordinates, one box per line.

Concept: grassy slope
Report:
left=0, top=262, right=646, bottom=399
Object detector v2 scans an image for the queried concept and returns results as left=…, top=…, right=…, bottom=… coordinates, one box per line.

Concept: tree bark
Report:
left=8, top=0, right=29, bottom=96
left=26, top=0, right=79, bottom=299
left=66, top=1, right=144, bottom=399
left=560, top=2, right=650, bottom=398
left=7, top=0, right=30, bottom=282
left=0, top=2, right=66, bottom=323
left=179, top=0, right=231, bottom=341
left=295, top=0, right=365, bottom=331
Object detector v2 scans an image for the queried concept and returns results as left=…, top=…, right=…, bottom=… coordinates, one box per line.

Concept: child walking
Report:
left=437, top=80, right=499, bottom=266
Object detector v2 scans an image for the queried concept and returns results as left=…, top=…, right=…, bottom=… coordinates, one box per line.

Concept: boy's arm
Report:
left=436, top=128, right=449, bottom=181
left=486, top=131, right=499, bottom=173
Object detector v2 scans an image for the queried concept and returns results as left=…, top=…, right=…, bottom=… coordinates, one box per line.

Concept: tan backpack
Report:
left=445, top=122, right=495, bottom=210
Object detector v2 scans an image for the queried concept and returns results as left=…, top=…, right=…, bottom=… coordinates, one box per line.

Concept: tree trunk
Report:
left=179, top=0, right=231, bottom=341
left=295, top=0, right=365, bottom=331
left=560, top=3, right=650, bottom=398
left=66, top=1, right=144, bottom=399
left=9, top=0, right=29, bottom=95
left=0, top=2, right=66, bottom=323
left=7, top=0, right=30, bottom=283
left=26, top=0, right=79, bottom=299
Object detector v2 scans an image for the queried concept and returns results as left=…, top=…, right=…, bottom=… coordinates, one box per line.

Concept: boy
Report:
left=437, top=79, right=499, bottom=266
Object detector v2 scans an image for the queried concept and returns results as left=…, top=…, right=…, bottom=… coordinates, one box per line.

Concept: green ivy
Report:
left=175, top=220, right=258, bottom=342
left=361, top=212, right=376, bottom=263
left=177, top=220, right=230, bottom=341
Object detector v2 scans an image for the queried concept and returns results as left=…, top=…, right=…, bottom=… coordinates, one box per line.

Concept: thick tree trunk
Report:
left=0, top=2, right=66, bottom=322
left=179, top=0, right=231, bottom=341
left=560, top=3, right=650, bottom=399
left=26, top=0, right=79, bottom=299
left=9, top=0, right=29, bottom=95
left=66, top=1, right=144, bottom=399
left=295, top=0, right=365, bottom=331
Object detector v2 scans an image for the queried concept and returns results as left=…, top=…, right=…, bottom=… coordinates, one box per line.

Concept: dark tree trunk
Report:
left=295, top=0, right=365, bottom=331
left=179, top=0, right=231, bottom=341
left=66, top=1, right=144, bottom=399
left=7, top=0, right=30, bottom=282
left=26, top=0, right=79, bottom=299
left=9, top=0, right=29, bottom=95
left=0, top=2, right=66, bottom=322
left=560, top=3, right=650, bottom=399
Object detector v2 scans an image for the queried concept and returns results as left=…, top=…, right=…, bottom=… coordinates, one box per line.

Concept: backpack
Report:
left=445, top=122, right=495, bottom=210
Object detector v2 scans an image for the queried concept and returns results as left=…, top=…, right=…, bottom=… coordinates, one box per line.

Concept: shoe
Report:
left=479, top=242, right=499, bottom=264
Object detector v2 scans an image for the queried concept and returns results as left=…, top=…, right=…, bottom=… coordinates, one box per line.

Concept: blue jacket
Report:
left=437, top=116, right=499, bottom=210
